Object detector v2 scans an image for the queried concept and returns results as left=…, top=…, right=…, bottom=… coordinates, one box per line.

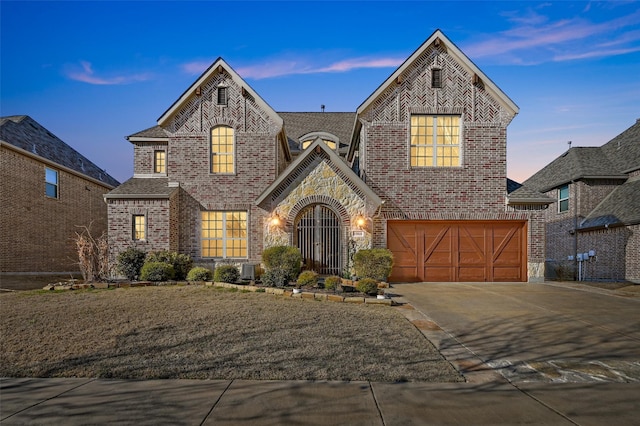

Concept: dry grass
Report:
left=0, top=286, right=462, bottom=383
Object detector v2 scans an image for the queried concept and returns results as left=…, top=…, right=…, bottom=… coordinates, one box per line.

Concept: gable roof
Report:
left=278, top=112, right=355, bottom=156
left=157, top=57, right=283, bottom=131
left=580, top=175, right=640, bottom=229
left=256, top=138, right=382, bottom=213
left=348, top=29, right=519, bottom=162
left=127, top=125, right=170, bottom=142
left=0, top=115, right=119, bottom=188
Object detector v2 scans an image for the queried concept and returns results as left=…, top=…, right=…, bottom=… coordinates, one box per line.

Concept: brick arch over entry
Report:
left=285, top=195, right=351, bottom=233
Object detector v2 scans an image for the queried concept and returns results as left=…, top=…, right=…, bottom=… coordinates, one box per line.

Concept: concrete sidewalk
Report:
left=2, top=377, right=640, bottom=425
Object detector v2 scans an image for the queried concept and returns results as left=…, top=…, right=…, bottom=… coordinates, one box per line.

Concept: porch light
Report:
left=268, top=213, right=283, bottom=228
left=355, top=215, right=368, bottom=229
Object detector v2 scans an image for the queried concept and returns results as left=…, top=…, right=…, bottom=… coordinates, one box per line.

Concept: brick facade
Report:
left=1, top=146, right=112, bottom=272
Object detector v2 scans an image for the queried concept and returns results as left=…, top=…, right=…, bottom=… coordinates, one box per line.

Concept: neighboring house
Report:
left=524, top=119, right=640, bottom=283
left=0, top=115, right=120, bottom=273
left=106, top=30, right=550, bottom=283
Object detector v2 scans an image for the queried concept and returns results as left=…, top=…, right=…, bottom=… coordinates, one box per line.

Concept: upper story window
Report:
left=201, top=211, right=247, bottom=258
left=558, top=184, right=569, bottom=212
left=45, top=167, right=58, bottom=198
left=211, top=125, right=235, bottom=174
left=431, top=68, right=442, bottom=88
left=132, top=215, right=146, bottom=241
left=410, top=115, right=460, bottom=167
left=154, top=150, right=166, bottom=174
left=217, top=86, right=228, bottom=106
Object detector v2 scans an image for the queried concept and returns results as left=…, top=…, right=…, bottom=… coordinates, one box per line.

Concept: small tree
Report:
left=117, top=247, right=147, bottom=281
left=74, top=224, right=110, bottom=283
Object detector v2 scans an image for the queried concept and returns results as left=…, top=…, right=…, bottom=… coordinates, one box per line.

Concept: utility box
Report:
left=241, top=263, right=257, bottom=280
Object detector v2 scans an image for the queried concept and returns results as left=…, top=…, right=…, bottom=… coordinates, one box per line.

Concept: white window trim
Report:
left=210, top=125, right=236, bottom=175
left=201, top=211, right=248, bottom=259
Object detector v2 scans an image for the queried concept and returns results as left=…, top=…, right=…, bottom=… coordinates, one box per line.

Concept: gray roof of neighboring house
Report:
left=278, top=112, right=356, bottom=156
left=600, top=118, right=640, bottom=174
left=581, top=176, right=640, bottom=228
left=104, top=177, right=176, bottom=199
left=524, top=119, right=640, bottom=193
left=0, top=115, right=119, bottom=188
left=506, top=178, right=553, bottom=204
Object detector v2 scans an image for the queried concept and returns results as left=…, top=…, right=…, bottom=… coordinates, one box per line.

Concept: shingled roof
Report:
left=506, top=178, right=553, bottom=204
left=581, top=176, right=640, bottom=228
left=0, top=115, right=119, bottom=188
left=600, top=118, right=640, bottom=174
left=278, top=112, right=355, bottom=156
left=104, top=177, right=177, bottom=199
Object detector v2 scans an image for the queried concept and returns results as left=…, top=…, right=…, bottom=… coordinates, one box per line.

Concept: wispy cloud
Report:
left=65, top=61, right=151, bottom=85
left=464, top=7, right=640, bottom=65
left=181, top=55, right=404, bottom=80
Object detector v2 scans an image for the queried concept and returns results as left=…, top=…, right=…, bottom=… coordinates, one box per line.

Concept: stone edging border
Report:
left=42, top=280, right=395, bottom=306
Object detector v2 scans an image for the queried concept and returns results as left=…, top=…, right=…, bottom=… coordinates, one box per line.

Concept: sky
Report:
left=1, top=1, right=639, bottom=185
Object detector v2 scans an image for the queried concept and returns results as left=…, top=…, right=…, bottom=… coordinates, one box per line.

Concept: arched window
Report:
left=211, top=125, right=234, bottom=174
left=299, top=132, right=339, bottom=151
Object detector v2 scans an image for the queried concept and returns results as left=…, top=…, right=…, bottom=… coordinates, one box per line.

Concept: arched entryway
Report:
left=295, top=204, right=341, bottom=275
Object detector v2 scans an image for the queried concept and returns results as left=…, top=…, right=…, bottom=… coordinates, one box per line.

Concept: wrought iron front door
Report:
left=296, top=204, right=341, bottom=275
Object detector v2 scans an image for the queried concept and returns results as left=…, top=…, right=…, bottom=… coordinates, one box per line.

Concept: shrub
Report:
left=261, top=268, right=290, bottom=288
left=296, top=270, right=318, bottom=288
left=353, top=249, right=394, bottom=281
left=117, top=247, right=147, bottom=281
left=356, top=278, right=379, bottom=295
left=186, top=267, right=212, bottom=282
left=140, top=261, right=175, bottom=282
left=146, top=250, right=193, bottom=280
left=214, top=264, right=240, bottom=283
left=324, top=275, right=342, bottom=292
left=261, top=245, right=302, bottom=283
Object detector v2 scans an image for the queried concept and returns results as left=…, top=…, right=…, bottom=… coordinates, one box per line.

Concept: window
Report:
left=217, top=86, right=228, bottom=105
left=211, top=126, right=235, bottom=174
left=431, top=68, right=442, bottom=88
left=301, top=139, right=337, bottom=150
left=201, top=211, right=247, bottom=258
left=558, top=184, right=569, bottom=213
left=410, top=115, right=460, bottom=167
left=154, top=150, right=166, bottom=174
left=45, top=167, right=58, bottom=198
left=132, top=215, right=146, bottom=241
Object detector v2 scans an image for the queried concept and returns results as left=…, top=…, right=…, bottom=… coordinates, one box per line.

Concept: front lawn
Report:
left=0, top=286, right=462, bottom=382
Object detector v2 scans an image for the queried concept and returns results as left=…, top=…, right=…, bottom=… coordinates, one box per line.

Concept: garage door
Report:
left=387, top=221, right=527, bottom=282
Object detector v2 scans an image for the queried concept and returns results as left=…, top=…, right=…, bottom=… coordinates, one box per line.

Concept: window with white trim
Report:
left=410, top=115, right=460, bottom=167
left=45, top=167, right=58, bottom=198
left=201, top=211, right=247, bottom=258
left=558, top=184, right=569, bottom=213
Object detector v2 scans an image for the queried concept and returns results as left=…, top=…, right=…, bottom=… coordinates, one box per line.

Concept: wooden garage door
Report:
left=387, top=221, right=527, bottom=282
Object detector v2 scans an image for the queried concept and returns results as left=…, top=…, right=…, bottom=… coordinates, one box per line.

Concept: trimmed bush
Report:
left=296, top=270, right=318, bottom=288
left=324, top=275, right=342, bottom=292
left=214, top=264, right=240, bottom=283
left=116, top=247, right=146, bottom=281
left=186, top=267, right=212, bottom=282
left=261, top=268, right=290, bottom=288
left=261, top=245, right=302, bottom=285
left=140, top=262, right=175, bottom=282
left=356, top=278, right=379, bottom=295
left=353, top=249, right=394, bottom=281
left=146, top=251, right=193, bottom=280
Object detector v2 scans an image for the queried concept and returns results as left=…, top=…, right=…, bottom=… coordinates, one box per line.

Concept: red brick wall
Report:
left=1, top=147, right=112, bottom=272
left=133, top=143, right=168, bottom=175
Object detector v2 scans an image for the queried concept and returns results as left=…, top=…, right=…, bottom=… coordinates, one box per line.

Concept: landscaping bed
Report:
left=0, top=285, right=463, bottom=383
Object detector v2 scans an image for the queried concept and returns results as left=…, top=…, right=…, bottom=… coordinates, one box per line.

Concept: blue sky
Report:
left=2, top=1, right=639, bottom=184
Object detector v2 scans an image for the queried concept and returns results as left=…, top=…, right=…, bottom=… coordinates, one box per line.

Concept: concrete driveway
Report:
left=392, top=282, right=640, bottom=383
